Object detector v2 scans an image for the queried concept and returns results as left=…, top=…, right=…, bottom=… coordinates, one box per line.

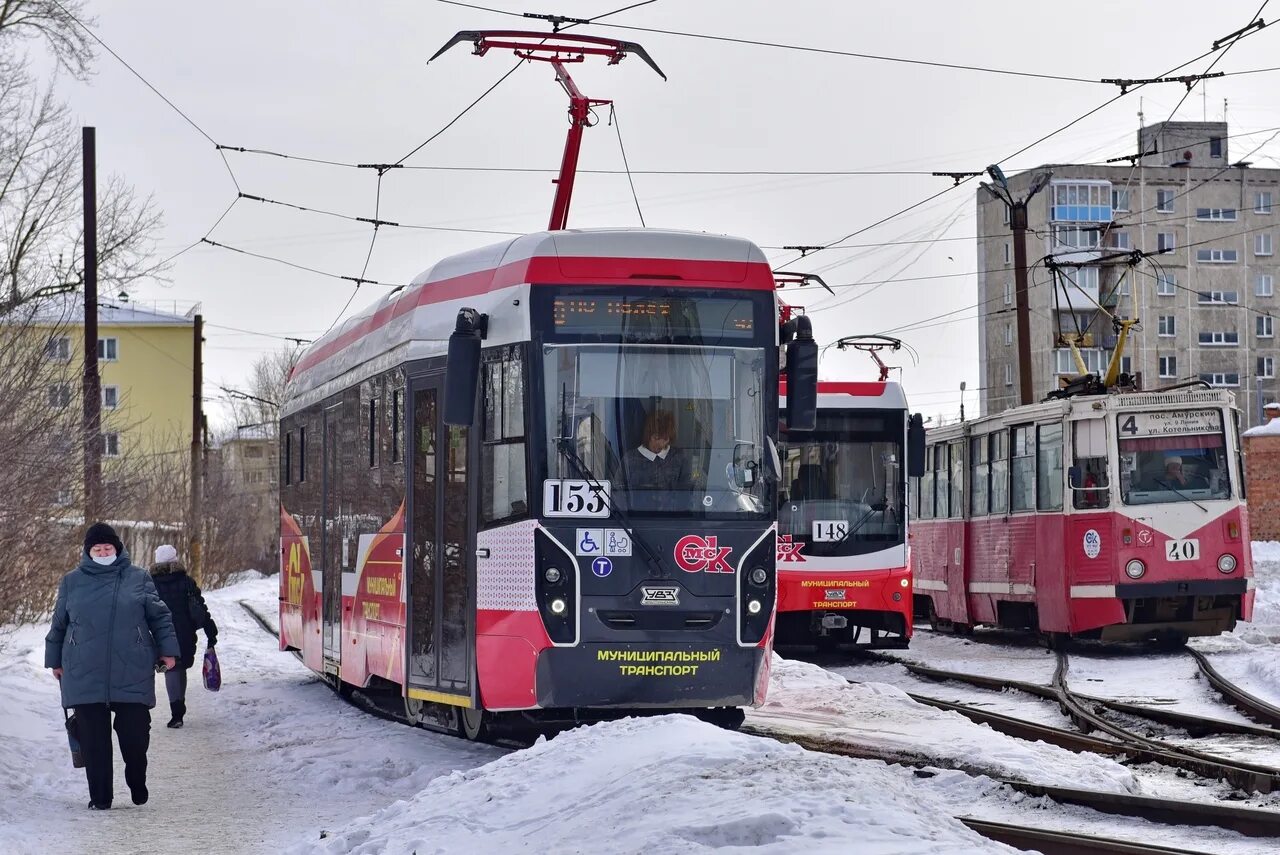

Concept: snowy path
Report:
left=0, top=575, right=500, bottom=853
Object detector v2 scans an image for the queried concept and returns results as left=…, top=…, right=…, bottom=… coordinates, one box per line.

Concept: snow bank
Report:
left=292, top=714, right=1013, bottom=855
left=754, top=656, right=1139, bottom=794
left=1194, top=541, right=1280, bottom=649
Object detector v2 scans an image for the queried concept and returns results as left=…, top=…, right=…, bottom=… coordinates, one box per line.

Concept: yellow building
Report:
left=36, top=297, right=196, bottom=485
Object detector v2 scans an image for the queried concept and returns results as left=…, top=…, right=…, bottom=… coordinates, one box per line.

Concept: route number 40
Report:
left=1165, top=538, right=1199, bottom=562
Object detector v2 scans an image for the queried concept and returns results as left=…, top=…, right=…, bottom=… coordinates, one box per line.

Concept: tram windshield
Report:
left=778, top=410, right=905, bottom=557
left=542, top=343, right=774, bottom=518
left=1117, top=410, right=1232, bottom=505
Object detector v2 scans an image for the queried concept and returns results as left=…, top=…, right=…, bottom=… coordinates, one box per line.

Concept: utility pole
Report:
left=986, top=166, right=1051, bottom=407
left=190, top=313, right=204, bottom=582
left=82, top=127, right=101, bottom=523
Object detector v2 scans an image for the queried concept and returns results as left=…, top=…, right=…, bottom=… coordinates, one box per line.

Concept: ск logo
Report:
left=674, top=535, right=734, bottom=573
left=776, top=534, right=806, bottom=563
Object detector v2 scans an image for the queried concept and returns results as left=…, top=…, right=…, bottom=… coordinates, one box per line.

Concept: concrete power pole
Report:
left=82, top=127, right=102, bottom=523
left=986, top=166, right=1052, bottom=407
left=1010, top=200, right=1035, bottom=406
left=190, top=313, right=204, bottom=582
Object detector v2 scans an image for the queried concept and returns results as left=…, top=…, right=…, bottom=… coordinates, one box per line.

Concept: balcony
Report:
left=1049, top=180, right=1113, bottom=223
left=1054, top=347, right=1107, bottom=376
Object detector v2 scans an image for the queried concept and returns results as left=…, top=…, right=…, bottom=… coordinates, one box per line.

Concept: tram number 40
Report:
left=543, top=479, right=611, bottom=518
left=1165, top=538, right=1200, bottom=562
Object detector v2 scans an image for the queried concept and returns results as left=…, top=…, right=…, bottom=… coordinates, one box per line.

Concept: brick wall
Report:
left=1245, top=435, right=1280, bottom=541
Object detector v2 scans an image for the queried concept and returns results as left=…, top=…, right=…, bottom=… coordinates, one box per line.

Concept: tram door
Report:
left=407, top=378, right=473, bottom=703
left=322, top=401, right=343, bottom=664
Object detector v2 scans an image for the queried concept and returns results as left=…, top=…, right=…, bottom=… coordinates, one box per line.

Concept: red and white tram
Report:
left=910, top=388, right=1253, bottom=643
left=278, top=228, right=818, bottom=737
left=776, top=380, right=925, bottom=648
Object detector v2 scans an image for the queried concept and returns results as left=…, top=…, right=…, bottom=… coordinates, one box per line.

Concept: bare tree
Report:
left=0, top=0, right=95, bottom=78
left=221, top=346, right=301, bottom=438
left=0, top=60, right=163, bottom=312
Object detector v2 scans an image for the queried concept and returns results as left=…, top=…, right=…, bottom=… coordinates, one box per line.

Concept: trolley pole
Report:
left=189, top=313, right=204, bottom=582
left=82, top=127, right=102, bottom=523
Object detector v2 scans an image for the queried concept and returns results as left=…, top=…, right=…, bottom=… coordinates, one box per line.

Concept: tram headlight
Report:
left=747, top=599, right=763, bottom=615
left=1218, top=554, right=1238, bottom=574
left=544, top=567, right=562, bottom=584
left=549, top=598, right=568, bottom=616
left=1125, top=559, right=1146, bottom=579
left=749, top=567, right=768, bottom=586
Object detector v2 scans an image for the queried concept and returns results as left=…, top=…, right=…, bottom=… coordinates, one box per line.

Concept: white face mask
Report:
left=91, top=554, right=117, bottom=566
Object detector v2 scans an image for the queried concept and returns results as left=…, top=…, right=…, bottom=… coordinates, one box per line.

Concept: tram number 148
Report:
left=1165, top=538, right=1200, bottom=562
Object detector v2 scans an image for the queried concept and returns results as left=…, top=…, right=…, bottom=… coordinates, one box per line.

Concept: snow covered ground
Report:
left=5, top=552, right=1280, bottom=854
left=0, top=574, right=500, bottom=853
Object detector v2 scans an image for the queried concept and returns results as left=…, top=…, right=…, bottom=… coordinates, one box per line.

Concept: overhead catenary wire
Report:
left=437, top=0, right=1105, bottom=84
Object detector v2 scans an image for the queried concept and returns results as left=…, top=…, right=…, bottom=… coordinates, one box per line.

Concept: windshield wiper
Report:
left=554, top=436, right=675, bottom=579
left=830, top=502, right=889, bottom=548
left=1153, top=478, right=1209, bottom=513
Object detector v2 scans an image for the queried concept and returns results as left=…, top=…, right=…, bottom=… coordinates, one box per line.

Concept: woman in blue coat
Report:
left=45, top=523, right=180, bottom=810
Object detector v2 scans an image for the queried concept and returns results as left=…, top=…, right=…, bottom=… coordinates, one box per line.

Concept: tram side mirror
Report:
left=443, top=308, right=488, bottom=426
left=907, top=414, right=926, bottom=478
left=785, top=315, right=818, bottom=431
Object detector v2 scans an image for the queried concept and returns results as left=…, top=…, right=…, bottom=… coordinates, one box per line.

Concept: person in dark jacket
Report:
left=45, top=523, right=179, bottom=810
left=149, top=544, right=218, bottom=728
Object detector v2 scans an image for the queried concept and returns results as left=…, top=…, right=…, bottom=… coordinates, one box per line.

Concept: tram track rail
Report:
left=1052, top=652, right=1280, bottom=794
left=897, top=658, right=1280, bottom=739
left=1187, top=648, right=1280, bottom=730
left=239, top=601, right=1280, bottom=849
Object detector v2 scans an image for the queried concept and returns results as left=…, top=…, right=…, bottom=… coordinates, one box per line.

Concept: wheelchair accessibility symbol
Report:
left=576, top=528, right=603, bottom=556
left=591, top=557, right=613, bottom=578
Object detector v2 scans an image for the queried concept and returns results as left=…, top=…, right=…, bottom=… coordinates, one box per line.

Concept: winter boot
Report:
left=131, top=783, right=149, bottom=806
left=167, top=700, right=186, bottom=729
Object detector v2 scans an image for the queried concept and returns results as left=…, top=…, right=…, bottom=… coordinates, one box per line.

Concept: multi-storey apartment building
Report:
left=978, top=121, right=1280, bottom=426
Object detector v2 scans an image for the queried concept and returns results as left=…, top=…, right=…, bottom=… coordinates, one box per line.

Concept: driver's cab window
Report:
left=779, top=410, right=906, bottom=556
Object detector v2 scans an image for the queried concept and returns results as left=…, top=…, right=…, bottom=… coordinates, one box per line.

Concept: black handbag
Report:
left=63, top=709, right=84, bottom=769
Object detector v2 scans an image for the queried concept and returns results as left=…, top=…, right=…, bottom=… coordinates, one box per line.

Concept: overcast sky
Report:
left=51, top=0, right=1280, bottom=427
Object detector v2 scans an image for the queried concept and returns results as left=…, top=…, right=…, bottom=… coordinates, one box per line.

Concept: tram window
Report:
left=990, top=431, right=1009, bottom=514
left=1036, top=424, right=1064, bottom=511
left=299, top=425, right=307, bottom=482
left=481, top=348, right=529, bottom=524
left=919, top=452, right=935, bottom=520
left=1116, top=411, right=1231, bottom=505
left=368, top=398, right=379, bottom=469
left=391, top=388, right=403, bottom=464
left=933, top=444, right=950, bottom=518
left=970, top=435, right=990, bottom=515
left=1235, top=410, right=1247, bottom=500
left=1071, top=420, right=1109, bottom=508
left=1010, top=426, right=1035, bottom=512
left=284, top=430, right=293, bottom=486
left=949, top=439, right=964, bottom=518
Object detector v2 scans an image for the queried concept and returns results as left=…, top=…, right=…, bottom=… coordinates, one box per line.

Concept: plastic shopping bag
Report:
left=202, top=647, right=222, bottom=692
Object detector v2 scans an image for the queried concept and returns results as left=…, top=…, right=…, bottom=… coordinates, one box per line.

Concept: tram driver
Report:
left=622, top=408, right=694, bottom=494
left=1158, top=455, right=1208, bottom=490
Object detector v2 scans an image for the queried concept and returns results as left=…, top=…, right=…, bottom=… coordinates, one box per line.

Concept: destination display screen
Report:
left=1118, top=409, right=1222, bottom=438
left=550, top=295, right=757, bottom=340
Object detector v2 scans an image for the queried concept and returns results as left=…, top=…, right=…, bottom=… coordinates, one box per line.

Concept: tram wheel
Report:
left=695, top=707, right=746, bottom=730
left=459, top=705, right=492, bottom=742
left=404, top=696, right=425, bottom=726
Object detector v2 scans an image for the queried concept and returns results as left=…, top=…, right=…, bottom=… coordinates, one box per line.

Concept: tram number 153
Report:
left=1165, top=538, right=1200, bottom=562
left=543, top=479, right=611, bottom=518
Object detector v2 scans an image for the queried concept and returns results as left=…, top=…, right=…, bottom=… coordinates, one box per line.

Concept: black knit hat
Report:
left=84, top=522, right=124, bottom=556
